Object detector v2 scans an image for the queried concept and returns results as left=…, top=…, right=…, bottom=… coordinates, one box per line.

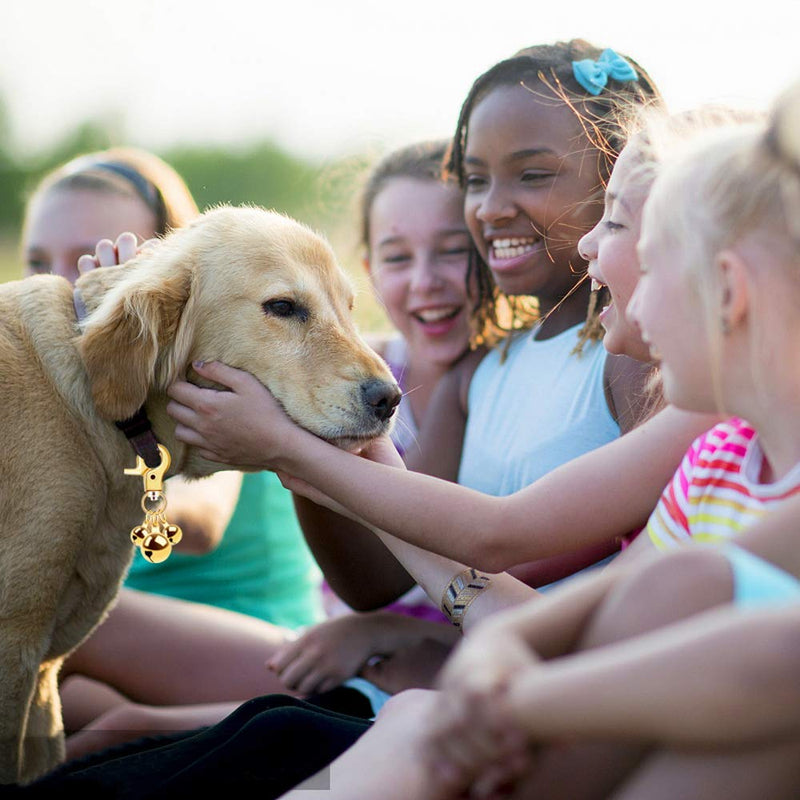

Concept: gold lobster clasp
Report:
left=123, top=444, right=172, bottom=493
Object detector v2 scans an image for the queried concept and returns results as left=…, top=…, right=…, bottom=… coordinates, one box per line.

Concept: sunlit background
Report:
left=2, top=0, right=799, bottom=328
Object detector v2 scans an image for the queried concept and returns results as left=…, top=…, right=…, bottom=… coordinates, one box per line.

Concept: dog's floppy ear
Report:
left=78, top=242, right=195, bottom=421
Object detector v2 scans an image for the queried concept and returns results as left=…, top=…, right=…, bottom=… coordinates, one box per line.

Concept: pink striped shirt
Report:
left=647, top=418, right=800, bottom=550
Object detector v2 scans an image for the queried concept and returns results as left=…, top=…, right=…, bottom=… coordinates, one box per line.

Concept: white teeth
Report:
left=491, top=238, right=537, bottom=260
left=493, top=237, right=535, bottom=248
left=415, top=306, right=458, bottom=323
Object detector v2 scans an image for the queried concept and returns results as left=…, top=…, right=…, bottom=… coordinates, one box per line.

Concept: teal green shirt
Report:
left=125, top=471, right=323, bottom=629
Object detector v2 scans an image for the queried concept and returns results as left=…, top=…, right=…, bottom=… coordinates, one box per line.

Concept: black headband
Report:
left=85, top=160, right=168, bottom=234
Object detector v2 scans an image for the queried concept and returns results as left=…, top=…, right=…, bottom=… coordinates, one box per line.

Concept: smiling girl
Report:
left=361, top=141, right=474, bottom=438
left=262, top=42, right=669, bottom=622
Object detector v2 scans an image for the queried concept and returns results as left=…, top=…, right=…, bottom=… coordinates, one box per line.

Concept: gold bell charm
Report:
left=124, top=444, right=181, bottom=563
left=130, top=525, right=148, bottom=547
left=164, top=524, right=183, bottom=546
left=140, top=530, right=172, bottom=563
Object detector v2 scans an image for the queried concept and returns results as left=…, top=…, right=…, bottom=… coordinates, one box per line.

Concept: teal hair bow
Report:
left=572, top=49, right=639, bottom=96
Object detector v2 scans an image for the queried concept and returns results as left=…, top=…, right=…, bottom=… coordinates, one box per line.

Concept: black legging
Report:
left=11, top=692, right=373, bottom=799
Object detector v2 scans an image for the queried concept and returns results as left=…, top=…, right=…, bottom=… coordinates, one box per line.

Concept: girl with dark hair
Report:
left=172, top=40, right=672, bottom=615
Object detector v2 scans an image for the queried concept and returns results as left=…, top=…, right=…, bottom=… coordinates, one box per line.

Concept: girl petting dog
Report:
left=272, top=79, right=800, bottom=800
left=192, top=46, right=676, bottom=701
left=19, top=79, right=800, bottom=800
left=166, top=46, right=724, bottom=613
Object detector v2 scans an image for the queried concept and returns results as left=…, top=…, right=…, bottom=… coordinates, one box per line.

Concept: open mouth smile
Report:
left=487, top=236, right=543, bottom=272
left=412, top=305, right=461, bottom=324
left=590, top=276, right=613, bottom=320
left=491, top=237, right=540, bottom=260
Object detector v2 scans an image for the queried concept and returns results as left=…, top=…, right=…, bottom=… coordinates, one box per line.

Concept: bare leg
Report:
left=62, top=587, right=299, bottom=711
left=509, top=549, right=736, bottom=799
left=507, top=744, right=648, bottom=800
left=66, top=698, right=241, bottom=761
left=580, top=548, right=734, bottom=650
left=278, top=689, right=460, bottom=800
left=611, top=738, right=800, bottom=800
left=60, top=676, right=129, bottom=733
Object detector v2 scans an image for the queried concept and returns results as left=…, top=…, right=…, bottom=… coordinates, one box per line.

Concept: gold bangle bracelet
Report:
left=441, top=567, right=492, bottom=629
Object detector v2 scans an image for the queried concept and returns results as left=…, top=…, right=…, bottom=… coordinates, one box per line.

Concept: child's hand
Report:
left=77, top=232, right=156, bottom=273
left=358, top=434, right=407, bottom=470
left=437, top=621, right=538, bottom=701
left=424, top=624, right=536, bottom=795
left=167, top=361, right=299, bottom=469
left=267, top=613, right=394, bottom=696
left=426, top=686, right=531, bottom=799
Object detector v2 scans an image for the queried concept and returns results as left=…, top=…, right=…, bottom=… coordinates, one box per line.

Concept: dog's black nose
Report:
left=361, top=379, right=402, bottom=422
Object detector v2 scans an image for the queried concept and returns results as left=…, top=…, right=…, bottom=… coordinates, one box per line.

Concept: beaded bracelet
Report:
left=441, top=567, right=492, bottom=629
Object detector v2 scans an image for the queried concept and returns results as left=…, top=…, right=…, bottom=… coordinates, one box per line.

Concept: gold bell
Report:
left=140, top=532, right=173, bottom=563
left=130, top=525, right=148, bottom=546
left=164, top=524, right=183, bottom=545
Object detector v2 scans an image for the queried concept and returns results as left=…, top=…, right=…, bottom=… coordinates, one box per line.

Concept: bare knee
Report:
left=582, top=548, right=734, bottom=649
left=378, top=688, right=437, bottom=715
left=65, top=700, right=157, bottom=761
left=612, top=737, right=800, bottom=800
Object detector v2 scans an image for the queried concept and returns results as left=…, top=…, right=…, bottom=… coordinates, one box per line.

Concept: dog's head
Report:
left=77, top=205, right=401, bottom=449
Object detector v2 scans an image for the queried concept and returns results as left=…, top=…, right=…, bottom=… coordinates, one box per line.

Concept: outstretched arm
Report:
left=168, top=354, right=478, bottom=611
left=167, top=362, right=716, bottom=573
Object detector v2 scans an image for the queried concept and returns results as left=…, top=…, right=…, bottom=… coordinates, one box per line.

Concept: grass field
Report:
left=0, top=236, right=22, bottom=284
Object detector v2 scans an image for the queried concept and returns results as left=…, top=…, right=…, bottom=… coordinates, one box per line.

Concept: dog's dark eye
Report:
left=262, top=299, right=308, bottom=322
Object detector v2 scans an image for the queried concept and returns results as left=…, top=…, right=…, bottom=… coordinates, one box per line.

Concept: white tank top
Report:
left=458, top=324, right=619, bottom=496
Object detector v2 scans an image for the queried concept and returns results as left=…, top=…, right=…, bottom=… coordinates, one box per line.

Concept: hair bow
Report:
left=572, top=49, right=639, bottom=96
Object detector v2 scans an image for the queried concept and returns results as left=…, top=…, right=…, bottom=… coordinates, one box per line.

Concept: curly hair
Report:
left=445, top=39, right=663, bottom=354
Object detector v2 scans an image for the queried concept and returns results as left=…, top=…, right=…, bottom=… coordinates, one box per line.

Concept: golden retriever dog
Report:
left=0, top=205, right=400, bottom=785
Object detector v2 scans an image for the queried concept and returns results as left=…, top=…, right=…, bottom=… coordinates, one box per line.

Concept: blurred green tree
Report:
left=0, top=96, right=390, bottom=331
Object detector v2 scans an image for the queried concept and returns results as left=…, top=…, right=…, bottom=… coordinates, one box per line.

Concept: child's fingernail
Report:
left=193, top=360, right=205, bottom=369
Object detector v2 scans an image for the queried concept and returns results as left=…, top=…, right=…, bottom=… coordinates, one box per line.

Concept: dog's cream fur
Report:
left=0, top=205, right=399, bottom=784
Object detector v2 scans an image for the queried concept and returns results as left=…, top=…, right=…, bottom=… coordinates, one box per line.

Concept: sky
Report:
left=2, top=0, right=799, bottom=164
